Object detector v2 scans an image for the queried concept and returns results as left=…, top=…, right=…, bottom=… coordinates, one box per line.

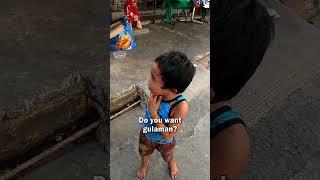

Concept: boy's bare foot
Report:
left=137, top=165, right=148, bottom=180
left=168, top=159, right=179, bottom=179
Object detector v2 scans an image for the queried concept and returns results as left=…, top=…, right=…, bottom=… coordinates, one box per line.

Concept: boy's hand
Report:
left=148, top=94, right=162, bottom=115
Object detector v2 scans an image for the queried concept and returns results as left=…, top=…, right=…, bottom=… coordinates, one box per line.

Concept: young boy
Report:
left=137, top=51, right=196, bottom=180
left=211, top=0, right=275, bottom=179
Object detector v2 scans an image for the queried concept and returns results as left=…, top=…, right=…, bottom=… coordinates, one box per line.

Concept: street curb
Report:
left=110, top=85, right=139, bottom=114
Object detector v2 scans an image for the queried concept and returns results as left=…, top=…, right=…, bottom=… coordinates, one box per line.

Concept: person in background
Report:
left=124, top=0, right=143, bottom=29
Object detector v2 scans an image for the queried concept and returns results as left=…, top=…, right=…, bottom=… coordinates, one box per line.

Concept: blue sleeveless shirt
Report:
left=141, top=95, right=187, bottom=144
left=211, top=105, right=246, bottom=138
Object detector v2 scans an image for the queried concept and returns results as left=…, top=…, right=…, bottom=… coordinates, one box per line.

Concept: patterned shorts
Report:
left=138, top=130, right=176, bottom=162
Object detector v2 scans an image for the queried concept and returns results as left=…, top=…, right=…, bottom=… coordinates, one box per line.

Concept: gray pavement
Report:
left=0, top=0, right=109, bottom=169
left=233, top=1, right=320, bottom=179
left=241, top=73, right=320, bottom=180
left=110, top=59, right=210, bottom=180
left=9, top=20, right=210, bottom=179
left=232, top=1, right=320, bottom=127
left=15, top=56, right=210, bottom=180
left=5, top=0, right=320, bottom=179
left=20, top=139, right=108, bottom=180
left=311, top=15, right=320, bottom=29
left=110, top=21, right=210, bottom=98
left=0, top=0, right=108, bottom=111
left=108, top=21, right=210, bottom=180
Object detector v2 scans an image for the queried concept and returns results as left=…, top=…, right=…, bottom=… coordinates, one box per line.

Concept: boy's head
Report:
left=211, top=0, right=275, bottom=103
left=148, top=51, right=196, bottom=95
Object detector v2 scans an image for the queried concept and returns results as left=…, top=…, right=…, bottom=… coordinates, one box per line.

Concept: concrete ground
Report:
left=12, top=20, right=210, bottom=179
left=0, top=0, right=109, bottom=173
left=19, top=136, right=108, bottom=180
left=311, top=15, right=320, bottom=28
left=0, top=0, right=108, bottom=112
left=7, top=0, right=320, bottom=179
left=0, top=0, right=108, bottom=177
left=109, top=21, right=210, bottom=179
left=232, top=0, right=320, bottom=127
left=241, top=74, right=320, bottom=180
left=231, top=1, right=320, bottom=179
left=110, top=57, right=210, bottom=180
left=110, top=20, right=210, bottom=98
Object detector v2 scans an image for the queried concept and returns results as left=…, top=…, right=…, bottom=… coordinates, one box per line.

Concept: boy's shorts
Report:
left=138, top=130, right=176, bottom=162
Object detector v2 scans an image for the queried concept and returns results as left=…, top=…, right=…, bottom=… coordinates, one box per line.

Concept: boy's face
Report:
left=148, top=63, right=173, bottom=96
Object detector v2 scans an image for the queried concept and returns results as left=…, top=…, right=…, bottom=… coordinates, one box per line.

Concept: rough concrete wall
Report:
left=0, top=73, right=107, bottom=165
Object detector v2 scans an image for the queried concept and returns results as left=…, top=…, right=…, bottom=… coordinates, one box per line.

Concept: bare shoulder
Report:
left=211, top=123, right=250, bottom=179
left=170, top=100, right=189, bottom=118
left=215, top=123, right=248, bottom=141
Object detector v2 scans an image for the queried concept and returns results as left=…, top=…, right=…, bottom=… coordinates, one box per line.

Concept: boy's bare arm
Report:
left=151, top=101, right=189, bottom=140
left=211, top=123, right=250, bottom=180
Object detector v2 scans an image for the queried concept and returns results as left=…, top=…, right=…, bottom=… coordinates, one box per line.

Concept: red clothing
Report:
left=124, top=0, right=141, bottom=24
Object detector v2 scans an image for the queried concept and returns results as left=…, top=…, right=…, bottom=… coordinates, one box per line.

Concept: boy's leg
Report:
left=137, top=154, right=151, bottom=180
left=168, top=157, right=179, bottom=179
left=138, top=130, right=155, bottom=180
left=158, top=138, right=179, bottom=178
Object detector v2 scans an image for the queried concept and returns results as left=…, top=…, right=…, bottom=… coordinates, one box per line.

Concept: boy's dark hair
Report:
left=155, top=51, right=196, bottom=93
left=211, top=0, right=275, bottom=103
